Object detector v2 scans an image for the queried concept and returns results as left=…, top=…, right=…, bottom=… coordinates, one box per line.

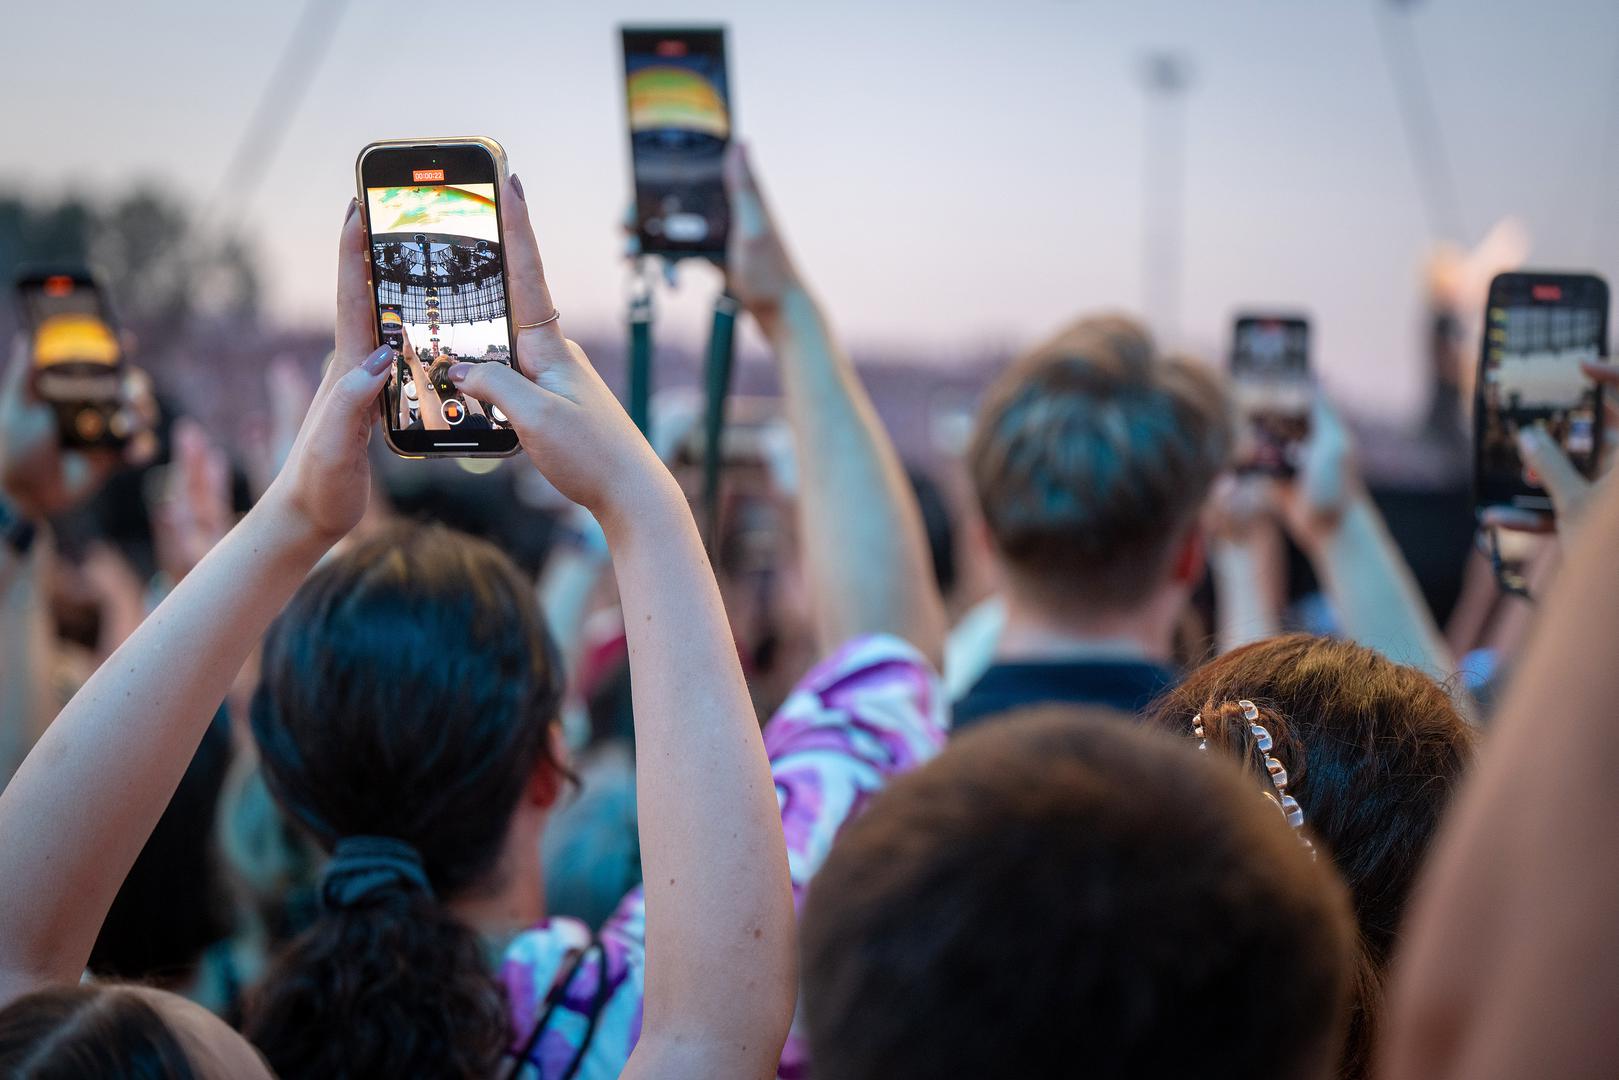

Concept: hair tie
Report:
left=320, top=835, right=435, bottom=910
left=1193, top=699, right=1315, bottom=859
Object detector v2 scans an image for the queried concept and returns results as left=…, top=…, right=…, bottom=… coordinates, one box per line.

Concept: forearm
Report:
left=0, top=498, right=328, bottom=999
left=0, top=540, right=53, bottom=788
left=1209, top=525, right=1285, bottom=654
left=1308, top=489, right=1455, bottom=681
left=537, top=509, right=610, bottom=679
left=1444, top=549, right=1504, bottom=657
left=1385, top=468, right=1619, bottom=1080
left=603, top=475, right=795, bottom=1071
left=767, top=287, right=946, bottom=666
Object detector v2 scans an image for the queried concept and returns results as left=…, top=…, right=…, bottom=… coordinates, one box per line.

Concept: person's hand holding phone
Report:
left=723, top=143, right=804, bottom=337
left=445, top=177, right=669, bottom=526
left=1206, top=472, right=1279, bottom=545
left=0, top=338, right=156, bottom=520
left=1273, top=397, right=1357, bottom=552
left=1483, top=361, right=1619, bottom=539
left=260, top=201, right=394, bottom=546
left=403, top=347, right=449, bottom=431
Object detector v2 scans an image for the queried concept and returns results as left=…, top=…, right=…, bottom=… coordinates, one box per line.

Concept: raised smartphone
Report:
left=13, top=267, right=130, bottom=449
left=621, top=26, right=732, bottom=261
left=356, top=138, right=519, bottom=458
left=1230, top=313, right=1312, bottom=476
left=1474, top=271, right=1608, bottom=516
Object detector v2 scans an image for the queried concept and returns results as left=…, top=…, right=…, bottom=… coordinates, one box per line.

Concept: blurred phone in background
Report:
left=1474, top=271, right=1608, bottom=517
left=13, top=268, right=130, bottom=449
left=621, top=26, right=732, bottom=261
left=1230, top=313, right=1312, bottom=476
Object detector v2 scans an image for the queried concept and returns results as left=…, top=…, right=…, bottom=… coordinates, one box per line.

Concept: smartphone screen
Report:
left=14, top=269, right=129, bottom=448
left=357, top=140, right=519, bottom=457
left=1475, top=272, right=1609, bottom=513
left=1231, top=314, right=1311, bottom=475
left=621, top=27, right=731, bottom=260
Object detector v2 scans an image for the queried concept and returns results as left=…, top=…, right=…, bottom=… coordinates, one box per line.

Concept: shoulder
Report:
left=765, top=633, right=947, bottom=766
left=500, top=906, right=646, bottom=1075
left=765, top=634, right=947, bottom=889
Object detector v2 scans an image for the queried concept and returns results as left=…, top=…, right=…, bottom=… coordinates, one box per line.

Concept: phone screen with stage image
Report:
left=359, top=141, right=518, bottom=457
left=1231, top=315, right=1311, bottom=476
left=15, top=270, right=130, bottom=449
left=1475, top=272, right=1608, bottom=513
left=622, top=27, right=731, bottom=260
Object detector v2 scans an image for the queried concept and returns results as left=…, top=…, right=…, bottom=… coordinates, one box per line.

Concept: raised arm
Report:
left=1381, top=444, right=1619, bottom=1080
left=0, top=202, right=392, bottom=1006
left=723, top=145, right=947, bottom=669
left=447, top=174, right=795, bottom=1080
left=0, top=534, right=54, bottom=789
left=1279, top=400, right=1455, bottom=682
left=1204, top=475, right=1285, bottom=653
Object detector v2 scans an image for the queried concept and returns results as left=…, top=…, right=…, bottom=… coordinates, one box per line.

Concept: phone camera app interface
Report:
left=1234, top=319, right=1310, bottom=473
left=1479, top=298, right=1602, bottom=498
left=366, top=178, right=513, bottom=435
left=626, top=31, right=730, bottom=252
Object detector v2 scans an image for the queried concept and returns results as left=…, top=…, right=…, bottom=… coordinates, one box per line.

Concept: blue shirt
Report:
left=952, top=658, right=1178, bottom=733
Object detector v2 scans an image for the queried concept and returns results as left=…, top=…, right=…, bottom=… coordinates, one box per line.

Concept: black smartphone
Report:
left=621, top=26, right=732, bottom=261
left=13, top=267, right=130, bottom=449
left=1230, top=313, right=1312, bottom=476
left=1474, top=271, right=1608, bottom=516
left=356, top=138, right=519, bottom=458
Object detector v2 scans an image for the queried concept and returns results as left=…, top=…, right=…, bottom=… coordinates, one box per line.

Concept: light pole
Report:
left=1141, top=52, right=1191, bottom=348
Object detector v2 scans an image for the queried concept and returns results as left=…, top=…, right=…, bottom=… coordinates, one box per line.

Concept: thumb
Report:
left=1300, top=398, right=1350, bottom=512
left=1580, top=359, right=1619, bottom=393
left=57, top=450, right=114, bottom=508
left=447, top=360, right=540, bottom=431
left=1516, top=424, right=1590, bottom=514
left=322, top=346, right=392, bottom=425
left=724, top=141, right=772, bottom=243
left=2, top=335, right=35, bottom=411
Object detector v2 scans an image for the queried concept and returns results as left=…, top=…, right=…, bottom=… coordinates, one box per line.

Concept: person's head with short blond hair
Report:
left=967, top=314, right=1231, bottom=623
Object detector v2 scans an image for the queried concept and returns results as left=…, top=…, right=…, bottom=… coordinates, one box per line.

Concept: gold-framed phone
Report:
left=355, top=137, right=519, bottom=458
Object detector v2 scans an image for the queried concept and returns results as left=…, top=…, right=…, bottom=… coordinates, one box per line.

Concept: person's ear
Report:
left=526, top=724, right=570, bottom=810
left=1170, top=524, right=1205, bottom=587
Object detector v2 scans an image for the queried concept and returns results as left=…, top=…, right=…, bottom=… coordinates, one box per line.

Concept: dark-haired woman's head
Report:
left=0, top=984, right=271, bottom=1079
left=243, top=523, right=565, bottom=1077
left=1145, top=634, right=1475, bottom=1079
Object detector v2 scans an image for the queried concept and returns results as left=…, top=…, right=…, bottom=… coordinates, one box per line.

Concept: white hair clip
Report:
left=1194, top=699, right=1314, bottom=857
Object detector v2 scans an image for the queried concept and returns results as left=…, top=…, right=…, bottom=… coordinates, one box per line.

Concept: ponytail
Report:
left=243, top=837, right=509, bottom=1078
left=245, top=525, right=567, bottom=1078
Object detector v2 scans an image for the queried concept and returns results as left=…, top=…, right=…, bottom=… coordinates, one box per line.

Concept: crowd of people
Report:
left=0, top=139, right=1614, bottom=1080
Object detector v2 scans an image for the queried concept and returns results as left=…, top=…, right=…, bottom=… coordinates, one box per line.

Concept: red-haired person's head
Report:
left=1145, top=634, right=1475, bottom=1078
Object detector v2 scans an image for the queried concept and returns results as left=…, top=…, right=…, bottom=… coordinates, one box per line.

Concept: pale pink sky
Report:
left=6, top=0, right=1619, bottom=420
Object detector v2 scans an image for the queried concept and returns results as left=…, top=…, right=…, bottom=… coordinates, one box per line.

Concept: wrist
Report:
left=250, top=486, right=346, bottom=565
left=1298, top=483, right=1372, bottom=559
left=0, top=497, right=39, bottom=557
left=592, top=462, right=689, bottom=549
left=759, top=282, right=817, bottom=345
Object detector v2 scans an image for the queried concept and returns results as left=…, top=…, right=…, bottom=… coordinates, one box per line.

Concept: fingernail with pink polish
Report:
left=447, top=362, right=471, bottom=382
left=343, top=197, right=358, bottom=225
left=362, top=346, right=392, bottom=375
left=510, top=174, right=525, bottom=201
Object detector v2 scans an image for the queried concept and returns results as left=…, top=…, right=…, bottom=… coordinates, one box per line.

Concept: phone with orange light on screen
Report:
left=14, top=267, right=131, bottom=450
